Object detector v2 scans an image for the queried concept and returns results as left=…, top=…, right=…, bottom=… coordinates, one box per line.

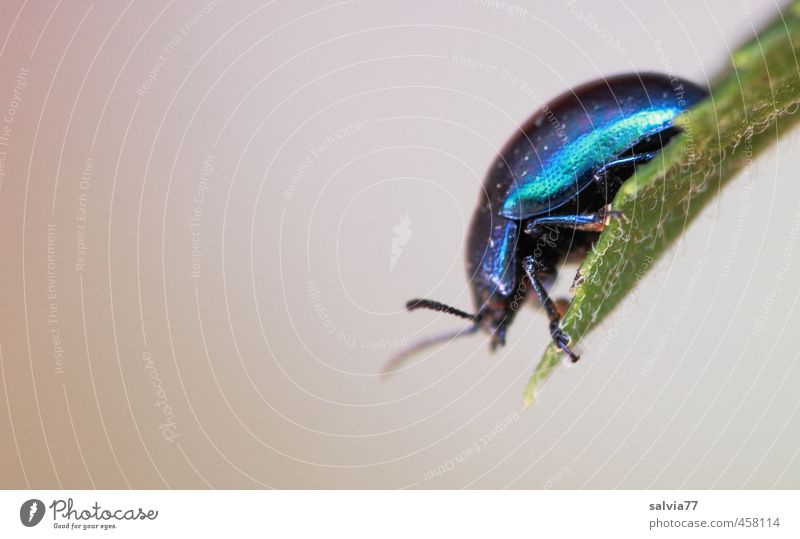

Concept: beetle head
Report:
left=474, top=295, right=516, bottom=351
left=402, top=298, right=516, bottom=349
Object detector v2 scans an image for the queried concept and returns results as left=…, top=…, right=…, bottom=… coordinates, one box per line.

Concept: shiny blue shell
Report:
left=497, top=74, right=707, bottom=220
left=465, top=74, right=708, bottom=309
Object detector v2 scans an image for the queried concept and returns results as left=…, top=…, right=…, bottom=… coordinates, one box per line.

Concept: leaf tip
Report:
left=524, top=345, right=565, bottom=405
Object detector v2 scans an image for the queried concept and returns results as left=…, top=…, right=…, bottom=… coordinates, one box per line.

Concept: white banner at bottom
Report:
left=0, top=490, right=796, bottom=538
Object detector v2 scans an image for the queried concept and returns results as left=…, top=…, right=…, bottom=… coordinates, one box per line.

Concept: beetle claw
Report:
left=603, top=209, right=627, bottom=226
left=551, top=327, right=580, bottom=362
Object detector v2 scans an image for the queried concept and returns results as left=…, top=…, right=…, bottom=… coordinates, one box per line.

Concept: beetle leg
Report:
left=524, top=209, right=624, bottom=235
left=592, top=151, right=658, bottom=184
left=521, top=256, right=580, bottom=362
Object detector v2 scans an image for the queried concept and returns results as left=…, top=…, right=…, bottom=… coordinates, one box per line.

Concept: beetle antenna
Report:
left=382, top=323, right=480, bottom=378
left=405, top=298, right=480, bottom=321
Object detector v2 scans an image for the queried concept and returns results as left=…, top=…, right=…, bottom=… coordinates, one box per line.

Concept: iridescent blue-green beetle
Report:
left=390, top=73, right=707, bottom=370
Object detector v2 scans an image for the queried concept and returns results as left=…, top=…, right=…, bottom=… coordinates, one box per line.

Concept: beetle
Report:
left=386, top=73, right=708, bottom=372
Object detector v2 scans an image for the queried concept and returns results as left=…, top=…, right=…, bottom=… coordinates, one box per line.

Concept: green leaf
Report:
left=525, top=1, right=800, bottom=407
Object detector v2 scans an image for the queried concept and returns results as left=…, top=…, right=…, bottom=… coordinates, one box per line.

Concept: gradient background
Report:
left=1, top=0, right=799, bottom=489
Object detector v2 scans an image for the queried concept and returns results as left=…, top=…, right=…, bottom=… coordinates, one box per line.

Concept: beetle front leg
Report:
left=591, top=151, right=658, bottom=189
left=521, top=256, right=580, bottom=362
left=524, top=209, right=625, bottom=236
